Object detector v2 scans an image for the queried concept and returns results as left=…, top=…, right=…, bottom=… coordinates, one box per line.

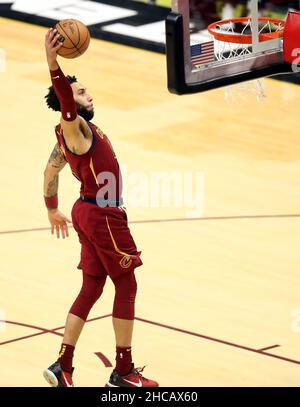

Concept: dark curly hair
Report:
left=45, top=75, right=77, bottom=112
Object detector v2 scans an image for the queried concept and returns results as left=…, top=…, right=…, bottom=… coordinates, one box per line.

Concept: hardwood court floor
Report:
left=1, top=17, right=300, bottom=386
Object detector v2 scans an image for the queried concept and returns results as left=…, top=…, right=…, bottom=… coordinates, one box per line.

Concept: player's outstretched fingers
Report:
left=61, top=223, right=67, bottom=239
left=55, top=224, right=60, bottom=239
left=63, top=223, right=69, bottom=238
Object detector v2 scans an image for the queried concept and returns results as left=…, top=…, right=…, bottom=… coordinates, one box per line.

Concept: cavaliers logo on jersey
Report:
left=119, top=255, right=132, bottom=269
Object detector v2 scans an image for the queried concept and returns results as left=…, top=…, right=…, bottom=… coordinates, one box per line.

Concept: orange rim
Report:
left=208, top=17, right=285, bottom=44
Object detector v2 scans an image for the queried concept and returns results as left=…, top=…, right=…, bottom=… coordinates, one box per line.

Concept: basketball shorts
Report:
left=71, top=198, right=142, bottom=278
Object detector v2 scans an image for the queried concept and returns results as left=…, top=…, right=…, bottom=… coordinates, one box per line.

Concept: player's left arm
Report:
left=43, top=143, right=72, bottom=239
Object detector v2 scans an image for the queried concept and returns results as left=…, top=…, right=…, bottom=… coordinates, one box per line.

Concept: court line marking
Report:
left=1, top=316, right=299, bottom=367
left=258, top=345, right=280, bottom=352
left=0, top=314, right=112, bottom=346
left=1, top=214, right=300, bottom=235
left=94, top=352, right=113, bottom=367
left=0, top=320, right=64, bottom=345
left=134, top=317, right=300, bottom=366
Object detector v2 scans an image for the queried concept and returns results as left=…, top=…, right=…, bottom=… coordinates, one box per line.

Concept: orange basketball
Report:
left=55, top=19, right=90, bottom=59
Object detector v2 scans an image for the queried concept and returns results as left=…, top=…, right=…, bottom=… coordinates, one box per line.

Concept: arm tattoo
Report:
left=48, top=143, right=67, bottom=170
left=46, top=174, right=59, bottom=196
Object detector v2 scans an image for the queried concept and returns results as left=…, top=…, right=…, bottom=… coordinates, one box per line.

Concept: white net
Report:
left=224, top=79, right=265, bottom=104
left=212, top=18, right=284, bottom=60
left=209, top=18, right=284, bottom=102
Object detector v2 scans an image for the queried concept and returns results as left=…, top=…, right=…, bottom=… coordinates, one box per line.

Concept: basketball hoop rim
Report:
left=208, top=17, right=285, bottom=44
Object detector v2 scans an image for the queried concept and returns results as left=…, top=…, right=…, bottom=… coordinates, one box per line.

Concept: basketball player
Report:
left=42, top=28, right=158, bottom=387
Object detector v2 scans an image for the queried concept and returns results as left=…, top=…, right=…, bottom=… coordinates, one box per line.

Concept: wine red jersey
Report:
left=54, top=121, right=142, bottom=279
left=55, top=122, right=121, bottom=200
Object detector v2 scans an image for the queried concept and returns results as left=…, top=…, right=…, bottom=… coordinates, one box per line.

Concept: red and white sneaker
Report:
left=106, top=364, right=158, bottom=387
left=43, top=362, right=74, bottom=387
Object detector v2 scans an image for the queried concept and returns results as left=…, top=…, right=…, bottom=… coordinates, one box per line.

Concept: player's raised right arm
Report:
left=45, top=28, right=82, bottom=138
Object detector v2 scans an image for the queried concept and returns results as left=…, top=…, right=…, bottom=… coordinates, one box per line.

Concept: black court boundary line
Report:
left=1, top=316, right=300, bottom=367
left=1, top=213, right=300, bottom=235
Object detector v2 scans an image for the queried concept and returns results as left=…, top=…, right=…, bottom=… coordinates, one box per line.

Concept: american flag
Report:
left=190, top=41, right=215, bottom=67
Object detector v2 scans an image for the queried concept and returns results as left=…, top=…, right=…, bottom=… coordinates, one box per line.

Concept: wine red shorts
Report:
left=71, top=199, right=142, bottom=278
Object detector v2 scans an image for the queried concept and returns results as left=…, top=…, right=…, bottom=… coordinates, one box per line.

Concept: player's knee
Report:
left=69, top=295, right=92, bottom=321
left=113, top=272, right=137, bottom=301
left=112, top=272, right=137, bottom=320
left=69, top=274, right=106, bottom=320
left=82, top=275, right=105, bottom=302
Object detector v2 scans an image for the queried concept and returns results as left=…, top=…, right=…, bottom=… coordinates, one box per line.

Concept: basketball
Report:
left=55, top=19, right=90, bottom=59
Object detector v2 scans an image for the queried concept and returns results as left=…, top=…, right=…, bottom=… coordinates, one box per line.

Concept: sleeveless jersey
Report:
left=55, top=122, right=121, bottom=200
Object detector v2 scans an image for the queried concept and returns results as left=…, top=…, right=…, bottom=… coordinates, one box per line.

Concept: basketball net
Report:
left=208, top=16, right=284, bottom=103
left=224, top=79, right=265, bottom=104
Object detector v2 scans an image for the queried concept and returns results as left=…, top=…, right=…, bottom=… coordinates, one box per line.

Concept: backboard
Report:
left=166, top=0, right=299, bottom=94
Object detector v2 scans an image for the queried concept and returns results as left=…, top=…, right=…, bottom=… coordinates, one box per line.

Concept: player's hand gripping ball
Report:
left=55, top=19, right=90, bottom=59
